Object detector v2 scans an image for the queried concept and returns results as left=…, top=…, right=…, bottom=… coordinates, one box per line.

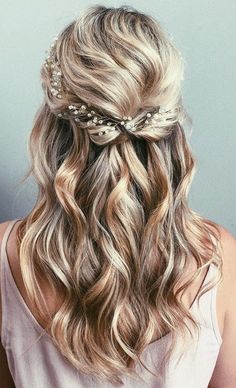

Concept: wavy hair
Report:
left=16, top=5, right=222, bottom=386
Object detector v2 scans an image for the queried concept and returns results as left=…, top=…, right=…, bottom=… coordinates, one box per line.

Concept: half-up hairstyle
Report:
left=16, top=4, right=222, bottom=386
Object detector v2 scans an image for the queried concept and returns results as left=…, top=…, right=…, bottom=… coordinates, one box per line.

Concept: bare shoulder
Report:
left=217, top=222, right=236, bottom=251
left=212, top=222, right=236, bottom=319
left=216, top=223, right=236, bottom=294
left=207, top=221, right=236, bottom=280
left=208, top=222, right=236, bottom=388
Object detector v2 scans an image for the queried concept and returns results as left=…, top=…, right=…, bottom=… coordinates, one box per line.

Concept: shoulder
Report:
left=0, top=220, right=15, bottom=338
left=0, top=220, right=19, bottom=385
left=217, top=223, right=236, bottom=318
left=216, top=223, right=236, bottom=290
left=0, top=218, right=22, bottom=253
left=0, top=219, right=21, bottom=297
left=0, top=220, right=12, bottom=242
left=210, top=222, right=236, bottom=310
left=207, top=221, right=236, bottom=277
left=0, top=220, right=19, bottom=260
left=217, top=222, right=236, bottom=250
left=0, top=218, right=18, bottom=279
left=0, top=220, right=17, bottom=260
left=208, top=223, right=236, bottom=387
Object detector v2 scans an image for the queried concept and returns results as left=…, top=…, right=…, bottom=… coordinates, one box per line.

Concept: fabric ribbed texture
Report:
left=0, top=219, right=222, bottom=388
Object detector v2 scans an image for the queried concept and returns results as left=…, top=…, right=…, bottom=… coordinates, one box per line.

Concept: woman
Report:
left=0, top=5, right=235, bottom=388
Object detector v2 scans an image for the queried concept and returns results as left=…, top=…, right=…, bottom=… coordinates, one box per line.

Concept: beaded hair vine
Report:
left=43, top=36, right=181, bottom=137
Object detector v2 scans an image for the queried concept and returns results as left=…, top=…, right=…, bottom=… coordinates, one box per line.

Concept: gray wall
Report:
left=0, top=1, right=235, bottom=234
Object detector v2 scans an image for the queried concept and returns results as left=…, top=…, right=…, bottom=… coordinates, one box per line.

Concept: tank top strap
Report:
left=208, top=263, right=222, bottom=345
left=191, top=262, right=222, bottom=346
left=0, top=218, right=22, bottom=347
left=0, top=219, right=21, bottom=260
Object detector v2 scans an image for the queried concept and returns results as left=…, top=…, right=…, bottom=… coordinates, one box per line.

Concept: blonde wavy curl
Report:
left=16, top=4, right=222, bottom=386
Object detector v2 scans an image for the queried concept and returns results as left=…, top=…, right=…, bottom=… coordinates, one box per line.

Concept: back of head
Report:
left=16, top=5, right=221, bottom=386
left=41, top=4, right=186, bottom=146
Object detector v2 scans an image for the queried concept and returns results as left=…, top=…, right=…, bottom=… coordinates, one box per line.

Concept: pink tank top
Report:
left=0, top=219, right=222, bottom=388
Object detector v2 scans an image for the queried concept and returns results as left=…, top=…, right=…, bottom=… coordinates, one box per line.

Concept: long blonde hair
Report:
left=16, top=5, right=222, bottom=386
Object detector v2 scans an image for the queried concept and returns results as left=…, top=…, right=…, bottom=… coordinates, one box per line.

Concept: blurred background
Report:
left=0, top=0, right=235, bottom=233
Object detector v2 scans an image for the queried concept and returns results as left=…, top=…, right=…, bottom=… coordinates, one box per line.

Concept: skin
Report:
left=0, top=220, right=235, bottom=387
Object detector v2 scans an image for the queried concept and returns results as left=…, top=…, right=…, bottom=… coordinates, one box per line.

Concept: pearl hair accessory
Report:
left=56, top=104, right=180, bottom=137
left=43, top=36, right=181, bottom=136
left=44, top=37, right=63, bottom=99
